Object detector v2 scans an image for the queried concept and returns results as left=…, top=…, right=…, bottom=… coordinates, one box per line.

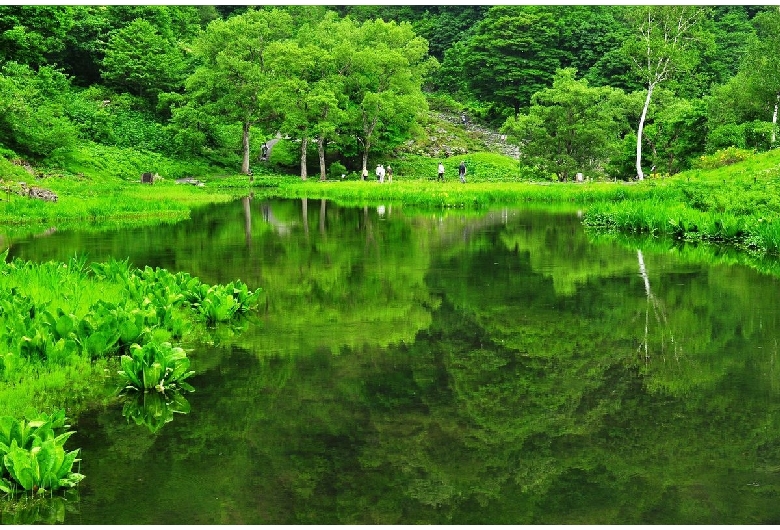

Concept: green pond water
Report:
left=4, top=197, right=780, bottom=524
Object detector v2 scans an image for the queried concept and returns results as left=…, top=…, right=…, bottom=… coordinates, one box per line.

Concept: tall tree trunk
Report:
left=360, top=114, right=378, bottom=180
left=636, top=83, right=655, bottom=181
left=242, top=121, right=251, bottom=176
left=361, top=139, right=372, bottom=180
left=300, top=137, right=308, bottom=181
left=318, top=136, right=327, bottom=181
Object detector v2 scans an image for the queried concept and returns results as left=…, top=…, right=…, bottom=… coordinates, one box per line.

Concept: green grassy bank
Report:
left=4, top=142, right=780, bottom=258
left=263, top=148, right=780, bottom=258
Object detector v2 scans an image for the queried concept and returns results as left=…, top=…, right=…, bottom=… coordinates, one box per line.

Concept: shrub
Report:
left=692, top=146, right=755, bottom=170
left=329, top=161, right=347, bottom=179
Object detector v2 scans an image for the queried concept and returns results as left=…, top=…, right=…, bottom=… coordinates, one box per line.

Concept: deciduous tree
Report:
left=101, top=18, right=188, bottom=102
left=182, top=8, right=293, bottom=175
left=461, top=5, right=562, bottom=117
left=501, top=68, right=627, bottom=181
left=622, top=6, right=705, bottom=180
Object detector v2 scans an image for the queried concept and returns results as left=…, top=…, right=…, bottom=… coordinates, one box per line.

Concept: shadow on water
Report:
left=6, top=198, right=780, bottom=523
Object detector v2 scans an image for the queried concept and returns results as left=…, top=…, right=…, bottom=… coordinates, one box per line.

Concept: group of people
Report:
left=374, top=164, right=393, bottom=183
left=438, top=160, right=467, bottom=183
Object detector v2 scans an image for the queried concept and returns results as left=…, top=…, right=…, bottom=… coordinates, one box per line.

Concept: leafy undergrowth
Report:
left=0, top=253, right=263, bottom=419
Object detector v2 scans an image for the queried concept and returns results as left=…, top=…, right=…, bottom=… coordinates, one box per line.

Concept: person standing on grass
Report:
left=386, top=165, right=393, bottom=183
left=438, top=161, right=445, bottom=181
left=362, top=167, right=369, bottom=181
left=459, top=160, right=467, bottom=183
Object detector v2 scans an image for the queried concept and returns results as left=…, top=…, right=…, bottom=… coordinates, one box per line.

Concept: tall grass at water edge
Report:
left=270, top=178, right=672, bottom=210
left=583, top=149, right=780, bottom=256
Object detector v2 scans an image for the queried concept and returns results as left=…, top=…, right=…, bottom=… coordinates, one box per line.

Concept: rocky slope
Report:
left=397, top=110, right=519, bottom=160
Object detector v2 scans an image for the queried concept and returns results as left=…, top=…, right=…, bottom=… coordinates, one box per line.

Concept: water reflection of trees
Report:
left=67, top=202, right=780, bottom=523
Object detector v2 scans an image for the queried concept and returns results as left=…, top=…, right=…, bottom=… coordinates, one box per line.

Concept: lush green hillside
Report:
left=1, top=5, right=778, bottom=184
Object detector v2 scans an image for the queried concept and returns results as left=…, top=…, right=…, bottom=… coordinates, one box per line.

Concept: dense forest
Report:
left=1, top=5, right=778, bottom=181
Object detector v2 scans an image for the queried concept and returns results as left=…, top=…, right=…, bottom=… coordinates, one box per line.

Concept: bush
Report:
left=692, top=146, right=755, bottom=170
left=329, top=161, right=347, bottom=179
left=706, top=124, right=745, bottom=152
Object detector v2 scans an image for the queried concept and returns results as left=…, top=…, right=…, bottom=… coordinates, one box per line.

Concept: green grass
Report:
left=583, top=148, right=780, bottom=255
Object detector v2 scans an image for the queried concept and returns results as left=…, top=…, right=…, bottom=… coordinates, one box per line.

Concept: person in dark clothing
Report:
left=459, top=160, right=467, bottom=183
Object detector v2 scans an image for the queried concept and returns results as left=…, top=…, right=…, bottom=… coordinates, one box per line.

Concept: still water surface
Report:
left=6, top=198, right=780, bottom=524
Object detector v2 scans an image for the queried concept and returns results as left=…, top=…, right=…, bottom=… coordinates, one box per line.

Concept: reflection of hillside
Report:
left=58, top=200, right=780, bottom=524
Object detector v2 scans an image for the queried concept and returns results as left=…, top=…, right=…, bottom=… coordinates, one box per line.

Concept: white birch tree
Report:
left=623, top=6, right=704, bottom=180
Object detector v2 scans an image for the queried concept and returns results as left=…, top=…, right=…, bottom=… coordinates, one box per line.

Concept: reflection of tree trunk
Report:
left=302, top=198, right=309, bottom=239
left=363, top=205, right=375, bottom=249
left=243, top=195, right=252, bottom=249
left=319, top=199, right=326, bottom=236
left=261, top=201, right=270, bottom=223
left=638, top=250, right=651, bottom=361
left=637, top=249, right=675, bottom=362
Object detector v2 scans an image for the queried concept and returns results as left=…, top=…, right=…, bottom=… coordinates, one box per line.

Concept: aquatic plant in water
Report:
left=194, top=281, right=262, bottom=325
left=0, top=410, right=84, bottom=495
left=118, top=341, right=195, bottom=393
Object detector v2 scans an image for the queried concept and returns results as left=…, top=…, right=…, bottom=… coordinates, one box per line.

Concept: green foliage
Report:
left=0, top=253, right=262, bottom=421
left=0, top=62, right=79, bottom=158
left=692, top=147, right=756, bottom=170
left=57, top=141, right=223, bottom=182
left=194, top=281, right=263, bottom=326
left=501, top=68, right=630, bottom=181
left=0, top=409, right=84, bottom=495
left=329, top=161, right=347, bottom=179
left=584, top=148, right=780, bottom=255
left=100, top=18, right=188, bottom=101
left=461, top=6, right=564, bottom=116
left=118, top=341, right=195, bottom=393
left=0, top=6, right=74, bottom=68
left=642, top=95, right=708, bottom=174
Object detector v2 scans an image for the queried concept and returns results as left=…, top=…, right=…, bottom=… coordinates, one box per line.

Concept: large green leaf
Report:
left=119, top=354, right=144, bottom=389
left=4, top=441, right=37, bottom=491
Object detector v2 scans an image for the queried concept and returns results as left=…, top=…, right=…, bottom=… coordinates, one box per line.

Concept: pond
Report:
left=4, top=197, right=780, bottom=524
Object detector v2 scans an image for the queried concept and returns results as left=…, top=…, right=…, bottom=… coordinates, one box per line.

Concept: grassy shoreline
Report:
left=4, top=147, right=780, bottom=258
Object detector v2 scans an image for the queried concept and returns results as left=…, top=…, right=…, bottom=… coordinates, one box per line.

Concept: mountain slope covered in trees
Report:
left=0, top=5, right=778, bottom=182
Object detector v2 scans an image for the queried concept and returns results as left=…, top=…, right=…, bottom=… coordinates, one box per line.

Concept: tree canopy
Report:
left=0, top=5, right=776, bottom=181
